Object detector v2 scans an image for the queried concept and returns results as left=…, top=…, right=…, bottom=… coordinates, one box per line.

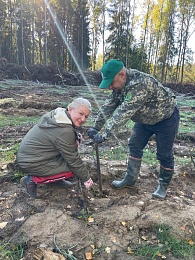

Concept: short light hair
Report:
left=68, top=97, right=91, bottom=111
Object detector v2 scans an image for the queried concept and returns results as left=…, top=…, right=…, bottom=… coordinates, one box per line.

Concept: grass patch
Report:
left=179, top=112, right=195, bottom=134
left=98, top=144, right=159, bottom=166
left=175, top=156, right=192, bottom=165
left=142, top=148, right=158, bottom=167
left=0, top=242, right=25, bottom=260
left=131, top=224, right=195, bottom=259
left=0, top=115, right=39, bottom=128
left=0, top=84, right=12, bottom=89
left=0, top=98, right=15, bottom=104
left=11, top=171, right=24, bottom=182
left=125, top=120, right=135, bottom=130
left=177, top=99, right=195, bottom=107
left=0, top=143, right=19, bottom=164
left=99, top=144, right=128, bottom=161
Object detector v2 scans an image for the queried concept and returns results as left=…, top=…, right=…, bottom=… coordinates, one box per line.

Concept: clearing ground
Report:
left=0, top=79, right=195, bottom=260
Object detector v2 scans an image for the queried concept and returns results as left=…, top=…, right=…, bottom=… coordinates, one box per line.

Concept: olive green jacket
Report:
left=17, top=108, right=89, bottom=182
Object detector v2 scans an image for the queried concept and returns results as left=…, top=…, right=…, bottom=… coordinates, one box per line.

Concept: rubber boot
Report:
left=111, top=157, right=141, bottom=189
left=152, top=167, right=174, bottom=199
left=20, top=176, right=37, bottom=198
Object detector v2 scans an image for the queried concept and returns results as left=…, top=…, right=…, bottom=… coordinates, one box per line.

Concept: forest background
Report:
left=0, top=0, right=195, bottom=84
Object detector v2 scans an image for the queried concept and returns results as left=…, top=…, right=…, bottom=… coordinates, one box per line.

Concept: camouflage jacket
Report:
left=94, top=69, right=176, bottom=136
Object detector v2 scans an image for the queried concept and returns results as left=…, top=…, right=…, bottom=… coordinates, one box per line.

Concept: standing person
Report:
left=87, top=59, right=179, bottom=199
left=17, top=97, right=93, bottom=198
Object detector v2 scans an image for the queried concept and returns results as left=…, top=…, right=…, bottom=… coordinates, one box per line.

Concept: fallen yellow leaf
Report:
left=127, top=247, right=134, bottom=254
left=141, top=235, right=148, bottom=241
left=85, top=251, right=92, bottom=259
left=121, top=221, right=126, bottom=226
left=88, top=216, right=94, bottom=223
left=189, top=240, right=194, bottom=245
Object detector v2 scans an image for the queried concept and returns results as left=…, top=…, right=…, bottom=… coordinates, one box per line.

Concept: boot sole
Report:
left=111, top=184, right=137, bottom=190
left=152, top=194, right=166, bottom=200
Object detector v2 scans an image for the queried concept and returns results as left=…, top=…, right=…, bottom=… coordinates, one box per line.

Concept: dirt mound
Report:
left=164, top=83, right=195, bottom=95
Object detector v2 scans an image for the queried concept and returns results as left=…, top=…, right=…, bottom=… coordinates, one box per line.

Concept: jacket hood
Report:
left=38, top=107, right=72, bottom=128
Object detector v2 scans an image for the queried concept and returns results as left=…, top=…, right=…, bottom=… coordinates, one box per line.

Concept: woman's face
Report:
left=68, top=105, right=90, bottom=127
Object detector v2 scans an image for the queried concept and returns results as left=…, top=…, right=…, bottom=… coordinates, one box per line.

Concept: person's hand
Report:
left=93, top=134, right=106, bottom=143
left=87, top=128, right=99, bottom=139
left=84, top=178, right=94, bottom=189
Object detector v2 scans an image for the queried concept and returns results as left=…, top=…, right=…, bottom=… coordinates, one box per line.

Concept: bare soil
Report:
left=0, top=79, right=195, bottom=260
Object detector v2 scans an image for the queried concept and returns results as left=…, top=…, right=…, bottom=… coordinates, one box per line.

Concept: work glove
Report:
left=87, top=127, right=99, bottom=139
left=93, top=134, right=106, bottom=143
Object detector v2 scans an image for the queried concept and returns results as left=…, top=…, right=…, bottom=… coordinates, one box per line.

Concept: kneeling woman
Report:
left=17, top=97, right=93, bottom=198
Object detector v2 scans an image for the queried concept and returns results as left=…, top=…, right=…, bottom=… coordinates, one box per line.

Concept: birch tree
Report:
left=176, top=0, right=195, bottom=82
left=89, top=0, right=105, bottom=70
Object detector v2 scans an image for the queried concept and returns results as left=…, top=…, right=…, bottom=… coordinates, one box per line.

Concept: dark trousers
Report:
left=128, top=106, right=180, bottom=169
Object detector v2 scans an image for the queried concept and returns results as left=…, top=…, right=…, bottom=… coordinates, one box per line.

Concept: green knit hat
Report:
left=99, top=59, right=124, bottom=89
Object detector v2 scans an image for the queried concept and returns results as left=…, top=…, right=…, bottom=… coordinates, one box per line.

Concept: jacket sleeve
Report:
left=94, top=91, right=123, bottom=131
left=54, top=127, right=89, bottom=182
left=103, top=83, right=149, bottom=136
